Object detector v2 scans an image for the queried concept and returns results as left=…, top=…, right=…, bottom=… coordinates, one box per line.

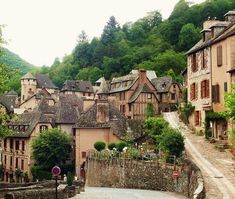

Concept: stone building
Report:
left=61, top=80, right=94, bottom=98
left=108, top=69, right=159, bottom=120
left=0, top=91, right=18, bottom=114
left=1, top=94, right=83, bottom=182
left=73, top=100, right=129, bottom=178
left=20, top=72, right=58, bottom=103
left=186, top=10, right=235, bottom=138
left=151, top=76, right=182, bottom=112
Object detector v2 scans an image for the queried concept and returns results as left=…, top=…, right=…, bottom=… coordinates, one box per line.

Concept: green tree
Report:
left=167, top=69, right=176, bottom=80
left=178, top=23, right=200, bottom=51
left=144, top=117, right=169, bottom=141
left=158, top=128, right=185, bottom=158
left=32, top=128, right=72, bottom=170
left=145, top=103, right=155, bottom=118
left=225, top=84, right=235, bottom=120
left=101, top=16, right=120, bottom=45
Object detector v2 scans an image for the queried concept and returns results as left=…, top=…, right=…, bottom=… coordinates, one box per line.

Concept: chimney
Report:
left=138, top=68, right=147, bottom=83
left=225, top=10, right=235, bottom=22
left=96, top=100, right=109, bottom=123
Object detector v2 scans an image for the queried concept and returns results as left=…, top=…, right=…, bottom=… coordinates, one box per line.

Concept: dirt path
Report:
left=163, top=112, right=235, bottom=199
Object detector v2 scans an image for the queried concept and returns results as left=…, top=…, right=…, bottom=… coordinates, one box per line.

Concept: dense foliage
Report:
left=144, top=117, right=185, bottom=158
left=31, top=128, right=72, bottom=170
left=34, top=0, right=235, bottom=88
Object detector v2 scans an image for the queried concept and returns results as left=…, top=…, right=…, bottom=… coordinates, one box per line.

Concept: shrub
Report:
left=108, top=142, right=116, bottom=150
left=67, top=172, right=73, bottom=186
left=116, top=141, right=127, bottom=152
left=23, top=172, right=29, bottom=182
left=205, top=129, right=212, bottom=139
left=158, top=128, right=185, bottom=158
left=31, top=165, right=52, bottom=181
left=94, top=141, right=106, bottom=151
left=15, top=169, right=22, bottom=183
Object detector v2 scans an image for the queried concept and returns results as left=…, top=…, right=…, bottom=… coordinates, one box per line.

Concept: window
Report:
left=10, top=156, right=13, bottom=166
left=147, top=93, right=152, bottom=99
left=224, top=82, right=228, bottom=92
left=21, top=160, right=24, bottom=170
left=15, top=141, right=19, bottom=150
left=15, top=158, right=18, bottom=168
left=191, top=54, right=197, bottom=72
left=128, top=104, right=132, bottom=112
left=22, top=141, right=25, bottom=151
left=212, top=84, right=220, bottom=103
left=88, top=93, right=91, bottom=97
left=190, top=83, right=198, bottom=100
left=217, top=45, right=223, bottom=66
left=4, top=155, right=7, bottom=164
left=173, top=85, right=176, bottom=88
left=201, top=80, right=209, bottom=98
left=201, top=50, right=207, bottom=68
left=10, top=139, right=13, bottom=149
left=82, top=152, right=86, bottom=158
left=195, top=111, right=201, bottom=126
left=120, top=105, right=126, bottom=113
left=83, top=92, right=85, bottom=96
left=171, top=93, right=176, bottom=100
left=39, top=125, right=48, bottom=132
left=4, top=139, right=7, bottom=148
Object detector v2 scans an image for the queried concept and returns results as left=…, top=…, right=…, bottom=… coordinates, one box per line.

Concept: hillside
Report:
left=0, top=47, right=35, bottom=74
left=44, top=0, right=235, bottom=88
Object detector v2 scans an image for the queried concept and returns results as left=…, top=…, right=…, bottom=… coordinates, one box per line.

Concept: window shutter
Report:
left=199, top=111, right=201, bottom=126
left=190, top=84, right=193, bottom=100
left=217, top=45, right=222, bottom=66
left=195, top=83, right=198, bottom=100
left=212, top=85, right=216, bottom=102
left=216, top=84, right=220, bottom=102
left=201, top=50, right=205, bottom=68
left=206, top=80, right=210, bottom=98
left=201, top=81, right=203, bottom=98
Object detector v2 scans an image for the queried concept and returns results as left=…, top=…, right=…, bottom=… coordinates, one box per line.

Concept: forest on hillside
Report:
left=2, top=0, right=235, bottom=93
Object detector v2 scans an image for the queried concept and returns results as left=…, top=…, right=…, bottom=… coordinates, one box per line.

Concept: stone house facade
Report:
left=151, top=76, right=182, bottom=112
left=108, top=69, right=159, bottom=120
left=1, top=94, right=83, bottom=182
left=61, top=80, right=94, bottom=98
left=187, top=10, right=235, bottom=138
left=73, top=100, right=129, bottom=178
left=20, top=73, right=58, bottom=103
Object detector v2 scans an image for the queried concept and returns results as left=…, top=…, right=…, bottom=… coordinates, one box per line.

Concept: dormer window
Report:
left=162, top=83, right=166, bottom=89
left=40, top=125, right=48, bottom=132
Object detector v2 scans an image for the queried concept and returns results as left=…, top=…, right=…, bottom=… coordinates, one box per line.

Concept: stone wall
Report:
left=0, top=180, right=85, bottom=199
left=86, top=158, right=205, bottom=199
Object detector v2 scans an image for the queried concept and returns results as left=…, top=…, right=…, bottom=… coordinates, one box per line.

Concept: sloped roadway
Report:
left=163, top=112, right=235, bottom=199
left=72, top=187, right=187, bottom=199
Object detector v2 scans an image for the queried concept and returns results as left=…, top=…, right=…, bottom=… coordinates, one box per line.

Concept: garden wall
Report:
left=86, top=158, right=205, bottom=199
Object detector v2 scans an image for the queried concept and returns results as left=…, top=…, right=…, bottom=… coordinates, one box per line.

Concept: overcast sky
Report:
left=0, top=0, right=205, bottom=66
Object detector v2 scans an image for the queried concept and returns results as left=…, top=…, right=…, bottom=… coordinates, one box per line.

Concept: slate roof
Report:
left=55, top=94, right=83, bottom=124
left=225, top=10, right=235, bottom=16
left=61, top=80, right=94, bottom=93
left=151, top=76, right=177, bottom=93
left=35, top=74, right=58, bottom=89
left=109, top=74, right=138, bottom=93
left=0, top=91, right=18, bottom=113
left=130, top=70, right=157, bottom=80
left=187, top=20, right=233, bottom=55
left=128, top=84, right=155, bottom=103
left=21, top=72, right=36, bottom=80
left=7, top=93, right=84, bottom=138
left=7, top=111, right=55, bottom=138
left=73, top=101, right=127, bottom=138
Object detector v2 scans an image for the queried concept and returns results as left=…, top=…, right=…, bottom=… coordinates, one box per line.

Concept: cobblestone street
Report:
left=164, top=112, right=235, bottom=199
left=72, top=187, right=187, bottom=199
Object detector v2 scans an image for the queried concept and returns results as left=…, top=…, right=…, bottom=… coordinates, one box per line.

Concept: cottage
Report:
left=73, top=100, right=129, bottom=178
left=151, top=76, right=181, bottom=112
left=109, top=69, right=159, bottom=120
